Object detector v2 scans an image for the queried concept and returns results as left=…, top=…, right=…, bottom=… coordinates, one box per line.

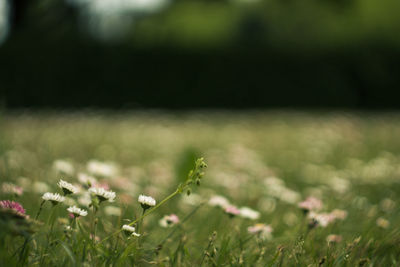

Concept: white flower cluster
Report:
left=42, top=192, right=65, bottom=203
left=122, top=225, right=140, bottom=237
left=89, top=187, right=116, bottom=202
left=138, top=195, right=156, bottom=208
left=67, top=206, right=88, bottom=217
left=58, top=179, right=78, bottom=194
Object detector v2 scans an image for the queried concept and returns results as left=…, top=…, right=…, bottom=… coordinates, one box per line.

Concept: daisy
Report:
left=138, top=195, right=156, bottom=210
left=0, top=200, right=26, bottom=215
left=308, top=212, right=335, bottom=228
left=239, top=207, right=260, bottom=220
left=208, top=195, right=230, bottom=209
left=58, top=179, right=78, bottom=195
left=248, top=223, right=273, bottom=240
left=159, top=214, right=180, bottom=228
left=122, top=224, right=140, bottom=237
left=2, top=182, right=23, bottom=196
left=89, top=187, right=116, bottom=202
left=224, top=205, right=240, bottom=217
left=42, top=192, right=65, bottom=205
left=298, top=197, right=323, bottom=212
left=67, top=206, right=88, bottom=217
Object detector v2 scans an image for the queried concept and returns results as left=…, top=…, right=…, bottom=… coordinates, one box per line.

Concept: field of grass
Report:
left=0, top=111, right=400, bottom=266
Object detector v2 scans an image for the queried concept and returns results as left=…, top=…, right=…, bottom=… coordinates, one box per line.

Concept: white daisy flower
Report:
left=208, top=195, right=230, bottom=209
left=138, top=194, right=156, bottom=209
left=89, top=187, right=116, bottom=202
left=239, top=207, right=261, bottom=220
left=58, top=179, right=78, bottom=195
left=42, top=192, right=65, bottom=204
left=67, top=206, right=88, bottom=217
left=122, top=224, right=140, bottom=237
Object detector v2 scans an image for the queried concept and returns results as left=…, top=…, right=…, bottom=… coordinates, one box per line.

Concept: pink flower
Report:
left=2, top=183, right=23, bottom=196
left=159, top=214, right=180, bottom=227
left=247, top=223, right=273, bottom=240
left=97, top=182, right=110, bottom=190
left=224, top=205, right=240, bottom=217
left=298, top=197, right=323, bottom=212
left=308, top=212, right=336, bottom=228
left=166, top=214, right=180, bottom=224
left=326, top=234, right=342, bottom=243
left=0, top=200, right=26, bottom=214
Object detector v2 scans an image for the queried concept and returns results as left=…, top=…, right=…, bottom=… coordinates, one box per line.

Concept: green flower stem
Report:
left=35, top=200, right=45, bottom=220
left=136, top=208, right=146, bottom=250
left=92, top=206, right=98, bottom=244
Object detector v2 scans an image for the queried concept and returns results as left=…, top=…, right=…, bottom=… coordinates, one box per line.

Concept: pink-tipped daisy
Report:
left=0, top=200, right=26, bottom=215
left=248, top=223, right=273, bottom=240
left=159, top=214, right=180, bottom=228
left=298, top=197, right=323, bottom=212
left=224, top=205, right=240, bottom=217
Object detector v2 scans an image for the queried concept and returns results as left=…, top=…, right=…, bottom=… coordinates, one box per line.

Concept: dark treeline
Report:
left=1, top=0, right=400, bottom=109
left=2, top=41, right=400, bottom=109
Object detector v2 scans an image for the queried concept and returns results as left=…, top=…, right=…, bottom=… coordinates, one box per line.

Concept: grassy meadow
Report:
left=0, top=111, right=399, bottom=266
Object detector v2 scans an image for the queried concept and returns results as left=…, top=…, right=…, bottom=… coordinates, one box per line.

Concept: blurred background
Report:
left=1, top=0, right=400, bottom=109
